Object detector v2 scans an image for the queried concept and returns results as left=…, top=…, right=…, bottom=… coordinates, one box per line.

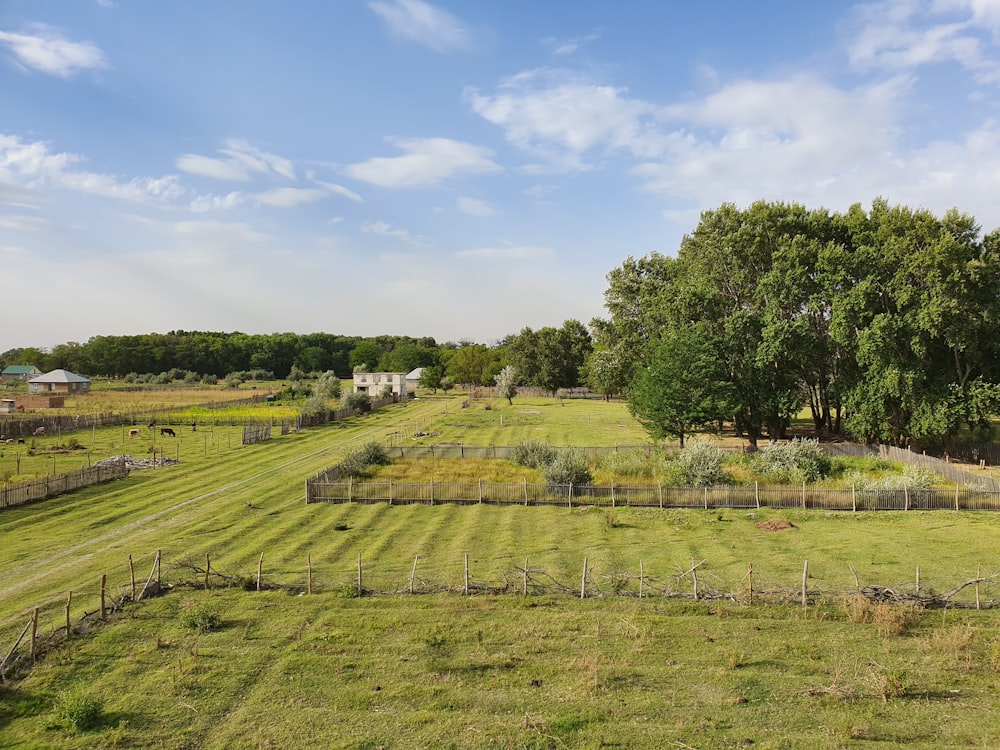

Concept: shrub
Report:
left=666, top=437, right=727, bottom=486
left=300, top=395, right=329, bottom=417
left=846, top=465, right=938, bottom=492
left=180, top=602, right=222, bottom=633
left=202, top=374, right=218, bottom=385
left=511, top=440, right=557, bottom=469
left=339, top=441, right=390, bottom=478
left=751, top=439, right=832, bottom=484
left=54, top=689, right=104, bottom=732
left=341, top=390, right=372, bottom=413
left=543, top=449, right=593, bottom=485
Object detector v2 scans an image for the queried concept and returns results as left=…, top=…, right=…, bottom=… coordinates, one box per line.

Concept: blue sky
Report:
left=3, top=1, right=1000, bottom=350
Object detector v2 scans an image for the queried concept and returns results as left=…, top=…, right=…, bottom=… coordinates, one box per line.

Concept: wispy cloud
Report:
left=0, top=214, right=49, bottom=232
left=542, top=32, right=601, bottom=57
left=0, top=134, right=182, bottom=201
left=314, top=180, right=364, bottom=202
left=847, top=0, right=1000, bottom=83
left=0, top=24, right=107, bottom=78
left=361, top=219, right=430, bottom=246
left=456, top=196, right=495, bottom=216
left=368, top=0, right=471, bottom=52
left=176, top=140, right=296, bottom=181
left=346, top=137, right=501, bottom=188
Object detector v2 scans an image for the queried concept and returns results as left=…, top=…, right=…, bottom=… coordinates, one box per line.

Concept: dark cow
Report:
left=160, top=427, right=176, bottom=437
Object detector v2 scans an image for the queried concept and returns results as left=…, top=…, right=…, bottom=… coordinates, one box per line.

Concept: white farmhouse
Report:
left=352, top=372, right=408, bottom=399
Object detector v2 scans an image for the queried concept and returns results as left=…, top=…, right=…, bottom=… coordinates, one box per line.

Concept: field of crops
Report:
left=2, top=394, right=1000, bottom=747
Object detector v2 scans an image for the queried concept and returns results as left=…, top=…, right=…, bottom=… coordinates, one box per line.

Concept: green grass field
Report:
left=3, top=395, right=1000, bottom=748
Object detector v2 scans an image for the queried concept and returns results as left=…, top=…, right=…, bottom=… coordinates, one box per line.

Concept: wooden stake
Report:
left=801, top=560, right=809, bottom=608
left=357, top=553, right=363, bottom=596
left=257, top=552, right=264, bottom=592
left=307, top=554, right=313, bottom=595
left=849, top=564, right=860, bottom=590
left=639, top=561, right=645, bottom=599
left=611, top=482, right=616, bottom=508
left=100, top=574, right=107, bottom=620
left=464, top=553, right=470, bottom=595
left=523, top=557, right=528, bottom=596
left=977, top=563, right=981, bottom=610
left=692, top=559, right=699, bottom=600
left=30, top=608, right=38, bottom=661
left=852, top=484, right=857, bottom=512
left=955, top=483, right=960, bottom=512
left=523, top=477, right=528, bottom=506
left=409, top=555, right=419, bottom=594
left=801, top=482, right=806, bottom=509
left=129, top=554, right=136, bottom=601
left=65, top=591, right=72, bottom=637
left=657, top=482, right=663, bottom=509
left=755, top=482, right=760, bottom=509
left=0, top=618, right=33, bottom=678
left=915, top=567, right=920, bottom=596
left=580, top=557, right=588, bottom=599
left=204, top=553, right=211, bottom=589
left=747, top=562, right=753, bottom=606
left=156, top=549, right=161, bottom=587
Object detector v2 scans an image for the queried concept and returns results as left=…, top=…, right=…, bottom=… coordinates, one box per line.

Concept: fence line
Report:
left=306, top=478, right=1000, bottom=511
left=0, top=459, right=130, bottom=511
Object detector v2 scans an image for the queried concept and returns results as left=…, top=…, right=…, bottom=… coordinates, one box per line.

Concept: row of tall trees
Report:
left=598, top=199, right=1000, bottom=448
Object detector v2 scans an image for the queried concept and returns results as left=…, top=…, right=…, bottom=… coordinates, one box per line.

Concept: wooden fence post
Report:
left=129, top=554, right=136, bottom=601
left=307, top=555, right=312, bottom=595
left=611, top=482, right=616, bottom=508
left=523, top=557, right=529, bottom=596
left=692, top=559, right=699, bottom=600
left=658, top=482, right=663, bottom=509
left=30, top=608, right=38, bottom=661
left=388, top=478, right=392, bottom=506
left=100, top=574, right=107, bottom=620
left=955, top=484, right=960, bottom=512
left=747, top=562, right=753, bottom=606
left=257, top=552, right=264, bottom=592
left=639, top=561, right=645, bottom=599
left=801, top=561, right=809, bottom=608
left=755, top=482, right=760, bottom=509
left=580, top=557, right=588, bottom=599
left=523, top=477, right=528, bottom=506
left=916, top=566, right=920, bottom=596
left=801, top=482, right=806, bottom=509
left=464, top=553, right=470, bottom=595
left=977, top=563, right=981, bottom=610
left=703, top=487, right=708, bottom=510
left=852, top=484, right=857, bottom=512
left=65, top=591, right=72, bottom=637
left=204, top=553, right=211, bottom=589
left=409, top=555, right=419, bottom=594
left=357, top=554, right=363, bottom=597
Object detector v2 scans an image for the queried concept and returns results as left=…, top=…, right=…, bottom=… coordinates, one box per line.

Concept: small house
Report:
left=0, top=399, right=14, bottom=414
left=28, top=369, right=91, bottom=395
left=352, top=372, right=407, bottom=399
left=405, top=368, right=423, bottom=393
left=1, top=365, right=41, bottom=382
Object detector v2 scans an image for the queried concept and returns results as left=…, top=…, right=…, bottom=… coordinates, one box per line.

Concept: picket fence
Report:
left=0, top=460, right=130, bottom=511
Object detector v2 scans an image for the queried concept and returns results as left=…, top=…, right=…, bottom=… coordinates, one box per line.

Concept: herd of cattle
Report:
left=2, top=421, right=195, bottom=444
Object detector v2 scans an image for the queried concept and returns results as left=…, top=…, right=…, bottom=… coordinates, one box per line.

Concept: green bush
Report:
left=54, top=689, right=104, bottom=732
left=751, top=439, right=832, bottom=484
left=179, top=602, right=222, bottom=633
left=339, top=441, right=390, bottom=478
left=511, top=440, right=557, bottom=469
left=665, top=438, right=727, bottom=486
left=341, top=390, right=372, bottom=413
left=543, top=449, right=593, bottom=485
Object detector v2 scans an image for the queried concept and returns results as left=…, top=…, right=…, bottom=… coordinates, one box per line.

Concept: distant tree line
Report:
left=0, top=325, right=595, bottom=393
left=595, top=199, right=1000, bottom=449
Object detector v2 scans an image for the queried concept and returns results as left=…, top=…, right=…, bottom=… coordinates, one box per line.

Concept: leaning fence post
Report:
left=580, top=557, right=588, bottom=599
left=257, top=552, right=264, bottom=591
left=409, top=555, right=419, bottom=594
left=129, top=554, right=136, bottom=601
left=204, top=553, right=211, bottom=589
left=691, top=559, right=699, bottom=600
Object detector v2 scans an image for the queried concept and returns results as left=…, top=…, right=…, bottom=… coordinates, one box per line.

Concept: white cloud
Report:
left=0, top=134, right=182, bottom=202
left=542, top=32, right=600, bottom=57
left=314, top=180, right=364, bottom=202
left=368, top=0, right=471, bottom=52
left=361, top=219, right=430, bottom=246
left=346, top=137, right=501, bottom=188
left=0, top=24, right=107, bottom=78
left=468, top=69, right=665, bottom=170
left=176, top=140, right=296, bottom=181
left=254, top=186, right=327, bottom=208
left=847, top=0, right=1000, bottom=83
left=456, top=196, right=495, bottom=216
left=455, top=245, right=553, bottom=261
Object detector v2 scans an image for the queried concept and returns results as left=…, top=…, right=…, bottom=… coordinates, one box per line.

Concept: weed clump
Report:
left=662, top=438, right=727, bottom=486
left=179, top=602, right=222, bottom=633
left=842, top=594, right=922, bottom=637
left=54, top=688, right=104, bottom=732
left=542, top=449, right=593, bottom=485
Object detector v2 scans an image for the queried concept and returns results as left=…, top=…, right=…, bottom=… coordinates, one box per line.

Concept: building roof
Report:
left=2, top=365, right=40, bottom=375
left=406, top=368, right=423, bottom=380
left=29, top=369, right=90, bottom=384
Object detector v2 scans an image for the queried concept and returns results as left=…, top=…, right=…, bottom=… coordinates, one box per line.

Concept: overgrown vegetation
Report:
left=338, top=441, right=390, bottom=477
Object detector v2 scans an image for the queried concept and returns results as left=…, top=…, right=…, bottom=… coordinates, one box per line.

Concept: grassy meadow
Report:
left=2, top=392, right=1000, bottom=747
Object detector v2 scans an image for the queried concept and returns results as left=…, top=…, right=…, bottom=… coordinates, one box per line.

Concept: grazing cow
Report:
left=160, top=427, right=176, bottom=437
left=33, top=426, right=45, bottom=436
left=128, top=429, right=141, bottom=438
left=17, top=438, right=25, bottom=444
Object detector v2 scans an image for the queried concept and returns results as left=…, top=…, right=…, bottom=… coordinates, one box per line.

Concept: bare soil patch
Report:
left=756, top=519, right=796, bottom=532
